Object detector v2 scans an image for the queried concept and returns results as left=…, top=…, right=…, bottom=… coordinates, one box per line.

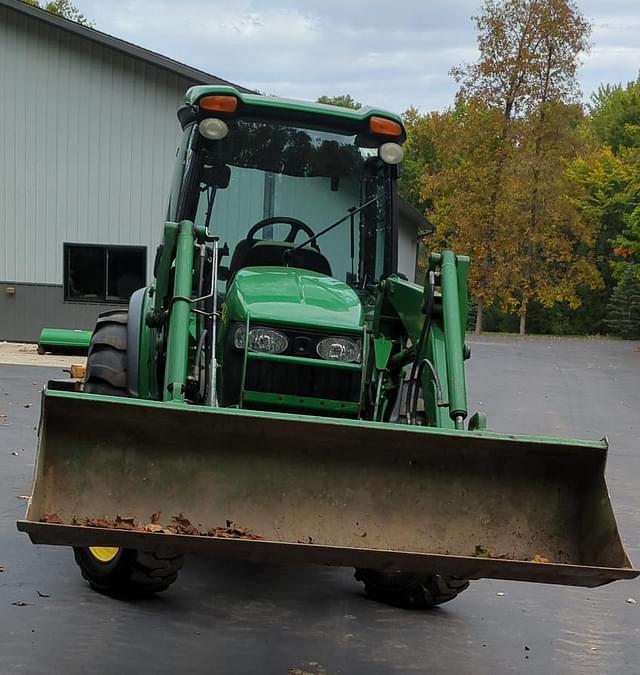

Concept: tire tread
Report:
left=74, top=310, right=183, bottom=597
left=354, top=569, right=469, bottom=609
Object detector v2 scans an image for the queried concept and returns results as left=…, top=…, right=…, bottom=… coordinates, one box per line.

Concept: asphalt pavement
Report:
left=0, top=336, right=638, bottom=675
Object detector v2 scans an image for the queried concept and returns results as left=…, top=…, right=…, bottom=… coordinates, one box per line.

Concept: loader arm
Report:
left=368, top=251, right=471, bottom=430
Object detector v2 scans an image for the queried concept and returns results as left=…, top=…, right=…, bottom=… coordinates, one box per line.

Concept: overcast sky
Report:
left=78, top=0, right=639, bottom=115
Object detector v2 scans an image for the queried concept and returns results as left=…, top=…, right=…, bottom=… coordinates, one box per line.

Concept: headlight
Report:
left=233, top=326, right=288, bottom=354
left=316, top=336, right=361, bottom=363
left=379, top=142, right=404, bottom=165
left=198, top=118, right=229, bottom=140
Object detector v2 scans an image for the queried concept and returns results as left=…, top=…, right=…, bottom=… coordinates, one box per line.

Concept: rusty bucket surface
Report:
left=18, top=389, right=638, bottom=587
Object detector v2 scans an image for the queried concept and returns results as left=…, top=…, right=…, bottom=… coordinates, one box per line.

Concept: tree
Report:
left=513, top=3, right=592, bottom=333
left=449, top=0, right=593, bottom=333
left=316, top=95, right=362, bottom=110
left=590, top=77, right=640, bottom=152
left=20, top=0, right=94, bottom=27
left=568, top=142, right=640, bottom=329
left=452, top=0, right=589, bottom=115
left=506, top=104, right=602, bottom=334
left=562, top=77, right=640, bottom=332
left=606, top=265, right=640, bottom=338
left=399, top=106, right=439, bottom=214
left=613, top=195, right=640, bottom=263
left=420, top=99, right=515, bottom=316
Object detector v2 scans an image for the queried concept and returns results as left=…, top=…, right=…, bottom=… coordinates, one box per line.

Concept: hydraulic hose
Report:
left=406, top=271, right=435, bottom=425
left=192, top=328, right=208, bottom=384
left=411, top=358, right=446, bottom=424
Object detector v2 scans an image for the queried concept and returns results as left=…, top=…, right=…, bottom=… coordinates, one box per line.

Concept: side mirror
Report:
left=201, top=163, right=231, bottom=189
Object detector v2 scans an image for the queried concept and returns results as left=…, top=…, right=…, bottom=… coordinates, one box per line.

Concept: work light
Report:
left=379, top=142, right=404, bottom=165
left=198, top=118, right=229, bottom=140
left=316, top=336, right=361, bottom=363
left=234, top=325, right=289, bottom=354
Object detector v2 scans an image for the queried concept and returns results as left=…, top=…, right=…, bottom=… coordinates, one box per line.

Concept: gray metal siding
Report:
left=397, top=218, right=418, bottom=281
left=0, top=282, right=119, bottom=342
left=0, top=0, right=252, bottom=92
left=0, top=6, right=196, bottom=286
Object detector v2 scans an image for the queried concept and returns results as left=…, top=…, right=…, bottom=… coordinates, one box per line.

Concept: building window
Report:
left=64, top=244, right=146, bottom=303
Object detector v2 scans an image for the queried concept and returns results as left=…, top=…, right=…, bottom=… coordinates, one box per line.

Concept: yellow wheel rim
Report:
left=88, top=546, right=120, bottom=563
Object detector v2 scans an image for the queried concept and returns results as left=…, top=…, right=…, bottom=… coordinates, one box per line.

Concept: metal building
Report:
left=0, top=0, right=247, bottom=341
left=0, top=0, right=424, bottom=343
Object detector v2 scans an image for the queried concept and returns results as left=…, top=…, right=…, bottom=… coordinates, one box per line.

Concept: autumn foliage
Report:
left=399, top=0, right=639, bottom=336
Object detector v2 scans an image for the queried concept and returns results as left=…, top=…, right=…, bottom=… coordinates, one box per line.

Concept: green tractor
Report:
left=19, top=86, right=636, bottom=608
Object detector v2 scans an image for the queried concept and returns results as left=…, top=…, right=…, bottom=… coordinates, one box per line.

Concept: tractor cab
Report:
left=165, top=86, right=407, bottom=412
left=168, top=86, right=406, bottom=298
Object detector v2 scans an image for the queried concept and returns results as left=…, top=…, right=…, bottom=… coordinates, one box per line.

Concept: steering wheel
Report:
left=246, top=217, right=321, bottom=252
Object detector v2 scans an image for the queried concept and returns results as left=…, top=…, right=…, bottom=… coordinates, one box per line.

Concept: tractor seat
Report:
left=228, top=240, right=332, bottom=279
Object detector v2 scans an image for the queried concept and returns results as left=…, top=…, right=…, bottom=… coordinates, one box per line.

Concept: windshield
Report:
left=168, top=119, right=393, bottom=288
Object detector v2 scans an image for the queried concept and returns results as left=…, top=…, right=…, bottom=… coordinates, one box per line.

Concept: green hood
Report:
left=224, top=267, right=363, bottom=333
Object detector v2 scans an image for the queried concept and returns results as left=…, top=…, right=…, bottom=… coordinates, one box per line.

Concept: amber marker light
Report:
left=369, top=116, right=402, bottom=137
left=199, top=95, right=238, bottom=113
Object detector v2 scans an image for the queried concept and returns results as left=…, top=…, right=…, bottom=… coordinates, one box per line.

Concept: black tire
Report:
left=84, top=310, right=129, bottom=395
left=74, top=548, right=183, bottom=597
left=354, top=569, right=469, bottom=609
left=74, top=309, right=183, bottom=597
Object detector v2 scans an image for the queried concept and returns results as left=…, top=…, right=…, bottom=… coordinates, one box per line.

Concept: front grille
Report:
left=221, top=324, right=363, bottom=407
left=245, top=360, right=361, bottom=402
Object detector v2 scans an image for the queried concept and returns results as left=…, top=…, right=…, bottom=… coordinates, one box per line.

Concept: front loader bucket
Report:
left=18, top=389, right=637, bottom=587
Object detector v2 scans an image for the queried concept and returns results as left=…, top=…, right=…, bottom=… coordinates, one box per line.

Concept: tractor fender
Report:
left=126, top=287, right=146, bottom=397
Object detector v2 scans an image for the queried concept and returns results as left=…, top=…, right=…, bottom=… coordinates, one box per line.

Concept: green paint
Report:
left=163, top=220, right=195, bottom=402
left=247, top=351, right=361, bottom=372
left=41, top=389, right=610, bottom=452
left=238, top=314, right=251, bottom=409
left=370, top=272, right=453, bottom=428
left=438, top=251, right=468, bottom=426
left=137, top=288, right=155, bottom=400
left=38, top=328, right=91, bottom=353
left=426, top=323, right=454, bottom=429
left=225, top=267, right=363, bottom=333
left=153, top=222, right=178, bottom=313
left=373, top=337, right=394, bottom=371
left=455, top=255, right=470, bottom=335
left=429, top=252, right=470, bottom=338
left=183, top=85, right=405, bottom=133
left=242, top=390, right=360, bottom=415
left=378, top=276, right=425, bottom=344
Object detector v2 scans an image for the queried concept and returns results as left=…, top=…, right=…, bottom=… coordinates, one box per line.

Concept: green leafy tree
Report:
left=614, top=199, right=640, bottom=263
left=568, top=142, right=640, bottom=328
left=606, top=265, right=640, bottom=338
left=590, top=77, right=640, bottom=152
left=316, top=95, right=362, bottom=110
left=565, top=77, right=640, bottom=333
left=20, top=0, right=94, bottom=27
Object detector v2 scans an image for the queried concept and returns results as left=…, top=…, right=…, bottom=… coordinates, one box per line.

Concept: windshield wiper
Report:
left=284, top=192, right=384, bottom=259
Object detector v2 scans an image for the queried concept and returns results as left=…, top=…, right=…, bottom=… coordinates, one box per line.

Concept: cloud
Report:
left=78, top=0, right=640, bottom=114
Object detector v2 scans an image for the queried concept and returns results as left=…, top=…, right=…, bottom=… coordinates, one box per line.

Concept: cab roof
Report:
left=180, top=85, right=406, bottom=142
